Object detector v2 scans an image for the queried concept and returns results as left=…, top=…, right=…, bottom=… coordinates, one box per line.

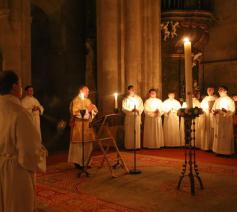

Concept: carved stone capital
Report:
left=161, top=10, right=215, bottom=57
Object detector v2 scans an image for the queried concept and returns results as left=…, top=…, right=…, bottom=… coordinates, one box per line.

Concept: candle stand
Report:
left=177, top=107, right=204, bottom=195
left=129, top=107, right=142, bottom=175
left=78, top=109, right=90, bottom=178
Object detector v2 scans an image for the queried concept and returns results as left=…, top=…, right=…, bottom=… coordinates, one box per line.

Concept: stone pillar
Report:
left=151, top=0, right=162, bottom=97
left=0, top=0, right=31, bottom=86
left=124, top=0, right=142, bottom=94
left=142, top=0, right=162, bottom=97
left=97, top=0, right=120, bottom=114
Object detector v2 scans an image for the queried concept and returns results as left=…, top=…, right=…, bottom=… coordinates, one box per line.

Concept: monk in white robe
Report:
left=122, top=85, right=144, bottom=149
left=181, top=98, right=201, bottom=147
left=143, top=89, right=164, bottom=148
left=21, top=85, right=44, bottom=140
left=68, top=86, right=98, bottom=168
left=163, top=92, right=181, bottom=147
left=212, top=86, right=235, bottom=155
left=0, top=71, right=42, bottom=212
left=200, top=87, right=217, bottom=150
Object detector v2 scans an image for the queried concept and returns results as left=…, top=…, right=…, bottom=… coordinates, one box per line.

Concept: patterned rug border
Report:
left=43, top=152, right=237, bottom=177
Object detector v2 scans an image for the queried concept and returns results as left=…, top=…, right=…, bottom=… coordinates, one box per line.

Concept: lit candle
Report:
left=151, top=100, right=159, bottom=112
left=201, top=101, right=209, bottom=111
left=220, top=99, right=228, bottom=110
left=114, top=93, right=118, bottom=109
left=132, top=98, right=137, bottom=110
left=81, top=92, right=85, bottom=109
left=183, top=37, right=193, bottom=109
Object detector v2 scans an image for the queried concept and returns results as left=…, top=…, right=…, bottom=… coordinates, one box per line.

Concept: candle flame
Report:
left=114, top=93, right=118, bottom=98
left=183, top=37, right=190, bottom=43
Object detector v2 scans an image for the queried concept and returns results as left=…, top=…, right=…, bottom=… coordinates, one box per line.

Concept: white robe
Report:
left=163, top=98, right=181, bottom=147
left=212, top=95, right=235, bottom=155
left=122, top=95, right=144, bottom=149
left=21, top=95, right=44, bottom=140
left=0, top=95, right=42, bottom=212
left=200, top=95, right=217, bottom=150
left=68, top=96, right=98, bottom=166
left=180, top=98, right=202, bottom=147
left=143, top=98, right=164, bottom=148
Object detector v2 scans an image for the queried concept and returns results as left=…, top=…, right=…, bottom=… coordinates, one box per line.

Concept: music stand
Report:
left=91, top=113, right=129, bottom=177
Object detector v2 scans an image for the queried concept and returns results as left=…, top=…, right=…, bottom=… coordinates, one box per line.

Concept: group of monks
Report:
left=69, top=84, right=236, bottom=171
left=122, top=85, right=236, bottom=156
left=0, top=69, right=236, bottom=211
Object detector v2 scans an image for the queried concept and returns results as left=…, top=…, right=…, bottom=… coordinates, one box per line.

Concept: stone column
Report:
left=142, top=0, right=162, bottom=97
left=124, top=0, right=142, bottom=94
left=151, top=0, right=162, bottom=97
left=97, top=0, right=120, bottom=114
left=0, top=0, right=31, bottom=86
left=0, top=1, right=10, bottom=72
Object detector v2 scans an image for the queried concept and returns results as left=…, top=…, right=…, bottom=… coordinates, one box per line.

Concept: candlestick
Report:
left=220, top=99, right=228, bottom=110
left=81, top=92, right=85, bottom=110
left=184, top=37, right=193, bottom=109
left=132, top=99, right=137, bottom=111
left=114, top=93, right=118, bottom=109
left=151, top=99, right=159, bottom=112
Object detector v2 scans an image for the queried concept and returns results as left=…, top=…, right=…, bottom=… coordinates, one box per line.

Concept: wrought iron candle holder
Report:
left=177, top=107, right=204, bottom=195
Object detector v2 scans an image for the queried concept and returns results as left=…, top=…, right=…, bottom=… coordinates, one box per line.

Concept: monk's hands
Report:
left=213, top=109, right=220, bottom=115
left=32, top=105, right=40, bottom=112
left=221, top=108, right=227, bottom=113
left=213, top=109, right=227, bottom=115
left=87, top=104, right=96, bottom=112
left=154, top=109, right=160, bottom=116
left=132, top=108, right=139, bottom=114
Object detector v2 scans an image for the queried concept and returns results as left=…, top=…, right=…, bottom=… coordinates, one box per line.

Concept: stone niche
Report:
left=161, top=0, right=215, bottom=99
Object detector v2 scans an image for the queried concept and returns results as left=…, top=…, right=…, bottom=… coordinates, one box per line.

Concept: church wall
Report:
left=203, top=0, right=237, bottom=95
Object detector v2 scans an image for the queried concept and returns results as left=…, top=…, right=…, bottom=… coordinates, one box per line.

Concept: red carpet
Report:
left=37, top=152, right=237, bottom=212
left=37, top=184, right=138, bottom=212
left=138, top=148, right=237, bottom=166
left=47, top=149, right=237, bottom=167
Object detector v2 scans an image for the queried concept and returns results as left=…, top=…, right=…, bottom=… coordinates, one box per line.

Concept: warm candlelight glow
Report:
left=165, top=102, right=175, bottom=112
left=80, top=92, right=85, bottom=109
left=80, top=92, right=85, bottom=100
left=183, top=37, right=190, bottom=43
left=131, top=98, right=138, bottom=110
left=151, top=100, right=159, bottom=111
left=201, top=101, right=209, bottom=111
left=114, top=93, right=118, bottom=109
left=220, top=99, right=228, bottom=110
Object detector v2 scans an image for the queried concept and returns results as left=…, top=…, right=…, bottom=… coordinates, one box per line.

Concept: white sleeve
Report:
left=16, top=111, right=42, bottom=172
left=21, top=98, right=32, bottom=114
left=36, top=98, right=44, bottom=115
